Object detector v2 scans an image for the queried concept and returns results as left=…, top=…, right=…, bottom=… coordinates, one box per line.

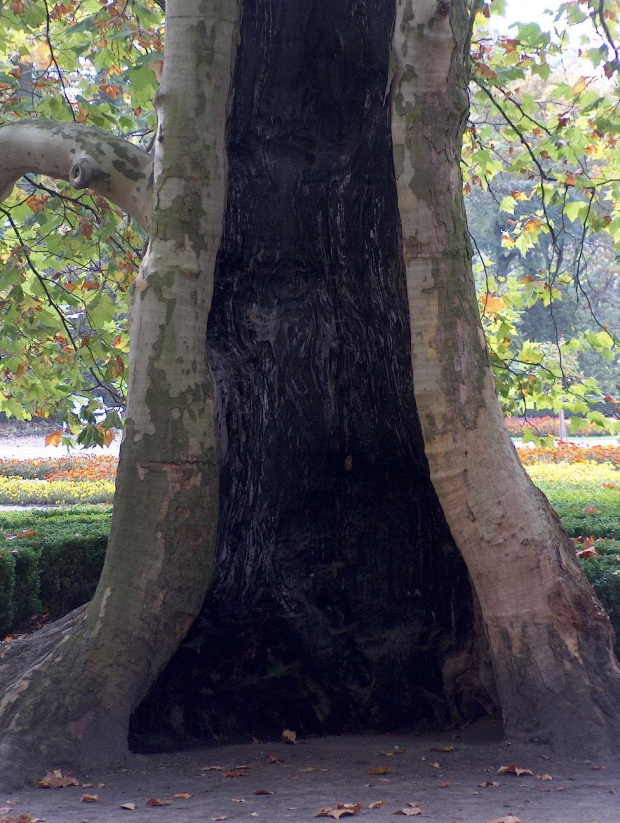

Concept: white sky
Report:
left=502, top=0, right=563, bottom=26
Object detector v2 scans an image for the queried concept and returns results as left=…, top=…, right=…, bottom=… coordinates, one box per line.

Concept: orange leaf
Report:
left=497, top=765, right=534, bottom=777
left=173, top=793, right=193, bottom=799
left=45, top=430, right=63, bottom=447
left=577, top=548, right=598, bottom=559
left=82, top=279, right=100, bottom=291
left=36, top=770, right=80, bottom=789
left=480, top=294, right=507, bottom=315
left=146, top=798, right=172, bottom=806
left=366, top=767, right=390, bottom=775
left=81, top=794, right=99, bottom=802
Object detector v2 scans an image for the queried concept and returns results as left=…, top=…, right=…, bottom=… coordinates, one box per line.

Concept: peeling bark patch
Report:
left=91, top=587, right=112, bottom=637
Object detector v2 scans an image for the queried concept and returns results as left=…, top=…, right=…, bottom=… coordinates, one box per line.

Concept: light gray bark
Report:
left=0, top=0, right=239, bottom=787
left=0, top=121, right=153, bottom=229
left=391, top=0, right=620, bottom=755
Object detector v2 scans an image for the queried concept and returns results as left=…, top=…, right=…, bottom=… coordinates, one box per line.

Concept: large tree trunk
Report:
left=0, top=0, right=238, bottom=788
left=392, top=0, right=620, bottom=756
left=130, top=0, right=492, bottom=748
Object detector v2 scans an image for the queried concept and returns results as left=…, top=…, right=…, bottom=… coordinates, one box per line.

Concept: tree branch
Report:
left=0, top=121, right=153, bottom=229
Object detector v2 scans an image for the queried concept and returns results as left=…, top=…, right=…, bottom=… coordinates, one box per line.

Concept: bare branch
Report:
left=0, top=121, right=153, bottom=229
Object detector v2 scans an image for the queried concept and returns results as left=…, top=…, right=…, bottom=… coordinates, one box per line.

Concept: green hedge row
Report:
left=0, top=506, right=110, bottom=638
left=2, top=500, right=620, bottom=661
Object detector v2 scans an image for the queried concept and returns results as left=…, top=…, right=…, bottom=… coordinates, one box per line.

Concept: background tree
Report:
left=0, top=0, right=619, bottom=789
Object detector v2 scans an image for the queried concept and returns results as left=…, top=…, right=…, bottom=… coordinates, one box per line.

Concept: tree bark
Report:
left=0, top=122, right=153, bottom=229
left=0, top=0, right=238, bottom=788
left=391, top=0, right=620, bottom=756
left=130, top=0, right=492, bottom=748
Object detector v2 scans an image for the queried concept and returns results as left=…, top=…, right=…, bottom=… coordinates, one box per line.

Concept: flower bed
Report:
left=505, top=415, right=609, bottom=438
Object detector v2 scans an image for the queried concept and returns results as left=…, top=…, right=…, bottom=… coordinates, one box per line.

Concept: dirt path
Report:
left=2, top=726, right=618, bottom=823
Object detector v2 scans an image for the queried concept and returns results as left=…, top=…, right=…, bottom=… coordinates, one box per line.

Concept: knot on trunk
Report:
left=437, top=0, right=451, bottom=16
left=70, top=158, right=108, bottom=190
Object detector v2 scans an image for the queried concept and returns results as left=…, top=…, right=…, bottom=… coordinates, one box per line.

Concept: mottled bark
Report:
left=392, top=0, right=620, bottom=755
left=0, top=0, right=238, bottom=788
left=0, top=122, right=152, bottom=229
left=131, top=0, right=490, bottom=747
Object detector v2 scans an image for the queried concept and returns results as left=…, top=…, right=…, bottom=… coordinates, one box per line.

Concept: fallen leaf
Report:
left=223, top=771, right=250, bottom=778
left=538, top=774, right=553, bottom=781
left=253, top=789, right=274, bottom=795
left=437, top=782, right=451, bottom=788
left=315, top=804, right=361, bottom=819
left=430, top=762, right=441, bottom=769
left=146, top=798, right=172, bottom=806
left=249, top=814, right=259, bottom=817
left=605, top=788, right=616, bottom=794
left=393, top=810, right=422, bottom=817
left=251, top=736, right=261, bottom=744
left=299, top=767, right=328, bottom=773
left=591, top=764, right=606, bottom=770
left=483, top=817, right=522, bottom=823
left=369, top=801, right=385, bottom=809
left=210, top=818, right=227, bottom=821
left=82, top=782, right=93, bottom=788
left=173, top=793, right=194, bottom=799
left=231, top=799, right=246, bottom=803
left=366, top=767, right=390, bottom=775
left=120, top=802, right=136, bottom=810
left=81, top=794, right=100, bottom=802
left=497, top=765, right=534, bottom=777
left=0, top=816, right=43, bottom=823
left=36, top=770, right=80, bottom=789
left=203, top=765, right=225, bottom=771
left=266, top=755, right=283, bottom=764
left=480, top=781, right=500, bottom=788
left=380, top=752, right=395, bottom=757
left=430, top=745, right=456, bottom=752
left=234, top=764, right=252, bottom=770
left=282, top=729, right=297, bottom=745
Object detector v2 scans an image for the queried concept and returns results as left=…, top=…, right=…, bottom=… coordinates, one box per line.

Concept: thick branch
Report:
left=0, top=121, right=153, bottom=229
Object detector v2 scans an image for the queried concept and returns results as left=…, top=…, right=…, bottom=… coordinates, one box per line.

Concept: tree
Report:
left=1, top=0, right=620, bottom=789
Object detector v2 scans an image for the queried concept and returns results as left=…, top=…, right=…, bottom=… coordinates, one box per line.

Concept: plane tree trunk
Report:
left=391, top=0, right=620, bottom=756
left=0, top=0, right=238, bottom=788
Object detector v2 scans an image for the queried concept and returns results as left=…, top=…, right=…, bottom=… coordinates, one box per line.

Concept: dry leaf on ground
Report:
left=366, top=767, right=390, bottom=775
left=80, top=794, right=100, bottom=802
left=203, top=765, right=225, bottom=771
left=480, top=781, right=500, bottom=788
left=437, top=782, right=451, bottom=788
left=282, top=729, right=297, bottom=744
left=0, top=815, right=44, bottom=823
left=497, top=765, right=534, bottom=777
left=484, top=816, right=522, bottom=823
left=299, top=767, right=328, bottom=773
left=120, top=802, right=136, bottom=810
left=36, top=769, right=80, bottom=789
left=369, top=801, right=385, bottom=809
left=223, top=770, right=250, bottom=777
left=146, top=798, right=172, bottom=806
left=266, top=755, right=283, bottom=764
left=430, top=745, right=456, bottom=752
left=393, top=808, right=422, bottom=817
left=253, top=789, right=274, bottom=795
left=173, top=793, right=194, bottom=799
left=316, top=803, right=361, bottom=819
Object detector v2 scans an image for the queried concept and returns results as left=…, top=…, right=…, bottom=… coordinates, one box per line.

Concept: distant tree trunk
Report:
left=130, top=0, right=491, bottom=746
left=392, top=0, right=620, bottom=756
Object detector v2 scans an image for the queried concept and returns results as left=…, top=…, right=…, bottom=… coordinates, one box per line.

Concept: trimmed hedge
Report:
left=0, top=506, right=110, bottom=637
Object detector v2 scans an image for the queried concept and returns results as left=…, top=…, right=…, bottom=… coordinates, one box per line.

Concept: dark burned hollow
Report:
left=130, top=0, right=493, bottom=752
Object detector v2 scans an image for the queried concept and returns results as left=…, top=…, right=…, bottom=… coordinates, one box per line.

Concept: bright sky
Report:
left=503, top=0, right=563, bottom=26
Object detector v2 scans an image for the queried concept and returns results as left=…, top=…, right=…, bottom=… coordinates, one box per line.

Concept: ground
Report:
left=1, top=724, right=618, bottom=823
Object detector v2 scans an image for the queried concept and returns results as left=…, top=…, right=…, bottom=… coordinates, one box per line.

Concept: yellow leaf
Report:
left=480, top=294, right=507, bottom=315
left=570, top=76, right=587, bottom=95
left=366, top=767, right=390, bottom=775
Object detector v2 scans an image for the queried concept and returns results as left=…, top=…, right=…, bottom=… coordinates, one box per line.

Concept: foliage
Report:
left=467, top=1, right=620, bottom=432
left=0, top=505, right=110, bottom=636
left=0, top=474, right=114, bottom=504
left=0, top=0, right=163, bottom=440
